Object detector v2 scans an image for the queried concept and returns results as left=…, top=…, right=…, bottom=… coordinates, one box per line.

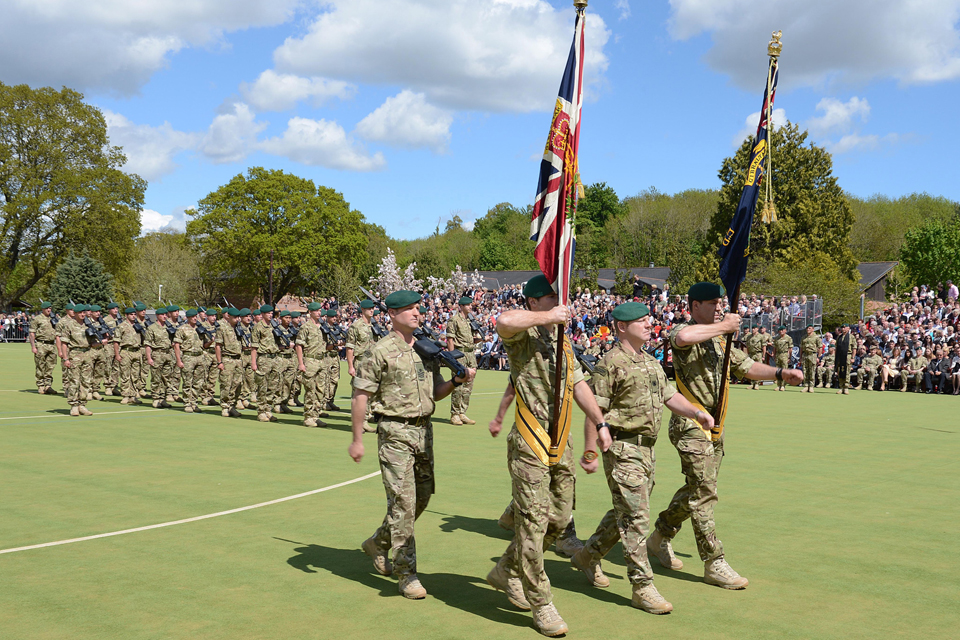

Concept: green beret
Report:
left=89, top=304, right=102, bottom=312
left=260, top=304, right=274, bottom=313
left=155, top=306, right=167, bottom=314
left=385, top=290, right=420, bottom=309
left=74, top=304, right=87, bottom=312
left=41, top=301, right=52, bottom=309
left=373, top=308, right=381, bottom=316
left=227, top=308, right=241, bottom=317
left=279, top=310, right=290, bottom=318
left=419, top=306, right=429, bottom=314
left=325, top=309, right=338, bottom=317
left=239, top=308, right=251, bottom=317
left=106, top=302, right=119, bottom=309
left=206, top=309, right=218, bottom=317
left=359, top=299, right=375, bottom=309
left=124, top=307, right=135, bottom=314
left=167, top=305, right=180, bottom=313
left=687, top=282, right=726, bottom=302
left=307, top=302, right=323, bottom=311
left=459, top=296, right=473, bottom=305
left=523, top=274, right=555, bottom=299
left=612, top=302, right=650, bottom=322
left=134, top=302, right=146, bottom=312
left=186, top=309, right=199, bottom=318
left=291, top=311, right=301, bottom=319
left=778, top=325, right=786, bottom=331
left=65, top=303, right=75, bottom=311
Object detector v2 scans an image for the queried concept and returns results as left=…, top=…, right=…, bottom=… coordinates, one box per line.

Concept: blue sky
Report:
left=3, top=0, right=958, bottom=238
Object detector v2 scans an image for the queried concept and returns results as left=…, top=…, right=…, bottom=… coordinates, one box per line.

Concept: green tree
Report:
left=125, top=231, right=203, bottom=307
left=186, top=168, right=368, bottom=304
left=47, top=250, right=114, bottom=311
left=472, top=203, right=538, bottom=270
left=0, top=82, right=144, bottom=309
left=848, top=193, right=958, bottom=262
left=899, top=216, right=960, bottom=288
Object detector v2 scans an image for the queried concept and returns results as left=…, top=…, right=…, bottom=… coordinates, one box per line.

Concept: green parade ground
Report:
left=0, top=342, right=956, bottom=639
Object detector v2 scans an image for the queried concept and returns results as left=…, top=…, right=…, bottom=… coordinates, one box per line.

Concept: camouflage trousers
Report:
left=802, top=355, right=818, bottom=387
left=655, top=415, right=725, bottom=563
left=106, top=349, right=119, bottom=392
left=838, top=366, right=852, bottom=390
left=87, top=346, right=108, bottom=395
left=857, top=367, right=878, bottom=390
left=817, top=365, right=834, bottom=388
left=241, top=351, right=255, bottom=403
left=277, top=354, right=296, bottom=405
left=323, top=354, right=340, bottom=406
left=80, top=349, right=104, bottom=403
left=149, top=349, right=175, bottom=401
left=496, top=427, right=576, bottom=608
left=219, top=356, right=243, bottom=410
left=202, top=350, right=218, bottom=400
left=117, top=349, right=142, bottom=400
left=255, top=354, right=281, bottom=414
left=179, top=353, right=206, bottom=410
left=900, top=370, right=923, bottom=392
left=775, top=354, right=790, bottom=389
left=368, top=418, right=435, bottom=578
left=138, top=349, right=149, bottom=394
left=450, top=351, right=477, bottom=416
left=747, top=352, right=763, bottom=388
left=290, top=369, right=302, bottom=404
left=169, top=358, right=182, bottom=399
left=301, top=357, right=326, bottom=421
left=33, top=342, right=57, bottom=390
left=64, top=351, right=86, bottom=407
left=582, top=440, right=657, bottom=586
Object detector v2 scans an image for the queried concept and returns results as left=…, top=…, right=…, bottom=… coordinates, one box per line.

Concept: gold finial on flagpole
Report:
left=768, top=30, right=783, bottom=58
left=574, top=0, right=588, bottom=9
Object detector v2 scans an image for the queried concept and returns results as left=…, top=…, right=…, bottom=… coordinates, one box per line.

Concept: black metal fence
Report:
left=1, top=319, right=30, bottom=342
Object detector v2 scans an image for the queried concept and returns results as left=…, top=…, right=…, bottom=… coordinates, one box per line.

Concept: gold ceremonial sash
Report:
left=514, top=337, right=576, bottom=466
left=675, top=369, right=728, bottom=443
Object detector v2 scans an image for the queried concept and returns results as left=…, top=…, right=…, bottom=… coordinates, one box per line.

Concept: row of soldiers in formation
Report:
left=27, top=295, right=487, bottom=426
left=348, top=280, right=806, bottom=637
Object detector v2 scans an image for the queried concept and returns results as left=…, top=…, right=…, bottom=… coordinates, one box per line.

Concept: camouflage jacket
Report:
left=447, top=313, right=475, bottom=349
left=353, top=331, right=443, bottom=419
left=345, top=318, right=374, bottom=357
left=504, top=326, right=584, bottom=425
left=252, top=320, right=278, bottom=354
left=296, top=320, right=324, bottom=360
left=801, top=333, right=820, bottom=357
left=668, top=320, right=754, bottom=411
left=144, top=322, right=172, bottom=350
left=774, top=334, right=793, bottom=357
left=174, top=324, right=203, bottom=354
left=113, top=320, right=141, bottom=349
left=30, top=314, right=56, bottom=342
left=215, top=323, right=242, bottom=357
left=590, top=342, right=676, bottom=437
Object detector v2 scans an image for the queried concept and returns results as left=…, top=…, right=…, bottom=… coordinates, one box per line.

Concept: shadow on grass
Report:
left=276, top=538, right=530, bottom=628
left=435, top=513, right=513, bottom=541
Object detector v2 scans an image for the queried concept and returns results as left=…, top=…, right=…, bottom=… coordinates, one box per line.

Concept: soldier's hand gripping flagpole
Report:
left=715, top=32, right=782, bottom=416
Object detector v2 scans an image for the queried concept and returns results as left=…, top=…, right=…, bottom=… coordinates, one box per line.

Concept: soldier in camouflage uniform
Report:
left=447, top=296, right=481, bottom=425
left=62, top=305, right=94, bottom=416
left=274, top=311, right=297, bottom=413
left=322, top=308, right=344, bottom=411
left=144, top=306, right=175, bottom=408
left=289, top=311, right=305, bottom=407
left=484, top=275, right=607, bottom=637
left=745, top=326, right=763, bottom=390
left=163, top=306, right=184, bottom=402
left=295, top=302, right=328, bottom=427
left=571, top=302, right=713, bottom=615
left=773, top=326, right=793, bottom=391
left=800, top=325, right=821, bottom=392
left=654, top=282, right=803, bottom=591
left=112, top=307, right=143, bottom=405
left=84, top=305, right=110, bottom=400
left=900, top=349, right=928, bottom=392
left=174, top=309, right=207, bottom=413
left=29, top=301, right=59, bottom=394
left=857, top=345, right=883, bottom=391
left=350, top=290, right=474, bottom=601
left=346, top=299, right=377, bottom=432
left=133, top=303, right=150, bottom=398
left=235, top=309, right=253, bottom=408
left=817, top=346, right=836, bottom=388
left=56, top=303, right=77, bottom=400
left=251, top=304, right=281, bottom=422
left=215, top=308, right=244, bottom=417
left=200, top=309, right=220, bottom=405
left=103, top=303, right=121, bottom=394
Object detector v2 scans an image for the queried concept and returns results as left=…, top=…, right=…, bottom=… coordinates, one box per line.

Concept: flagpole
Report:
left=714, top=32, right=781, bottom=423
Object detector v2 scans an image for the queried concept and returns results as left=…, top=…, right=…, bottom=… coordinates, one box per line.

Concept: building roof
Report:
left=476, top=267, right=671, bottom=291
left=857, top=262, right=899, bottom=289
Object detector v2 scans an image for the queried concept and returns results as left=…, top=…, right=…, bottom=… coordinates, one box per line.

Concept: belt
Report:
left=374, top=414, right=431, bottom=427
left=121, top=346, right=139, bottom=351
left=223, top=354, right=241, bottom=360
left=184, top=351, right=202, bottom=357
left=280, top=352, right=294, bottom=357
left=609, top=429, right=657, bottom=448
left=151, top=348, right=170, bottom=352
left=38, top=340, right=55, bottom=344
left=260, top=352, right=279, bottom=358
left=72, top=347, right=90, bottom=352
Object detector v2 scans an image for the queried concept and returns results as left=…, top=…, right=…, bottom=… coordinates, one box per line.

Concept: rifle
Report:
left=83, top=317, right=110, bottom=342
left=412, top=338, right=467, bottom=379
left=357, top=293, right=389, bottom=339
left=235, top=321, right=252, bottom=348
left=40, top=298, right=59, bottom=327
left=467, top=312, right=484, bottom=336
left=572, top=345, right=598, bottom=374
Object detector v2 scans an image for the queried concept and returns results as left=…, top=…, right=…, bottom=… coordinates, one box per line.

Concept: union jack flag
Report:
left=530, top=7, right=585, bottom=307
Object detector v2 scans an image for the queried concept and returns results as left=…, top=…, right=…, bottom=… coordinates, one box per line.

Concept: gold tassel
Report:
left=761, top=200, right=778, bottom=224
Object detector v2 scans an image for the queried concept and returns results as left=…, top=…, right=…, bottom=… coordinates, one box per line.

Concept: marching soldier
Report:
left=295, top=302, right=328, bottom=428
left=103, top=303, right=121, bottom=394
left=174, top=309, right=207, bottom=413
left=29, top=301, right=59, bottom=395
left=144, top=306, right=174, bottom=408
left=745, top=326, right=763, bottom=390
left=239, top=309, right=256, bottom=408
left=323, top=308, right=344, bottom=411
left=346, top=299, right=377, bottom=431
left=215, top=308, right=244, bottom=417
left=289, top=311, right=305, bottom=407
left=112, top=307, right=143, bottom=405
left=275, top=310, right=297, bottom=413
left=447, top=296, right=481, bottom=425
left=817, top=346, right=836, bottom=388
left=200, top=308, right=220, bottom=405
left=773, top=326, right=793, bottom=391
left=251, top=304, right=280, bottom=423
left=652, top=282, right=802, bottom=591
left=571, top=302, right=714, bottom=614
left=349, top=290, right=475, bottom=601
left=62, top=304, right=93, bottom=416
left=800, top=325, right=820, bottom=392
left=134, top=302, right=150, bottom=399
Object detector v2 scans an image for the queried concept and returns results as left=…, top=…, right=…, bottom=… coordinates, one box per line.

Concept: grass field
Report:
left=1, top=342, right=958, bottom=639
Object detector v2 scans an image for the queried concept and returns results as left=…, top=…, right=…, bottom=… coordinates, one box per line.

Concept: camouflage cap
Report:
left=307, top=302, right=323, bottom=311
left=612, top=302, right=650, bottom=322
left=458, top=296, right=473, bottom=305
left=259, top=304, right=274, bottom=313
left=523, top=274, right=554, bottom=299
left=186, top=309, right=199, bottom=318
left=40, top=301, right=52, bottom=309
left=359, top=299, right=375, bottom=309
left=385, top=290, right=420, bottom=309
left=687, top=281, right=726, bottom=302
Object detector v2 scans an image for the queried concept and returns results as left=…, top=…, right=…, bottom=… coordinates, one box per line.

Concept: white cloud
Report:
left=140, top=209, right=174, bottom=233
left=615, top=1, right=631, bottom=20
left=259, top=117, right=386, bottom=171
left=355, top=91, right=453, bottom=152
left=198, top=102, right=266, bottom=164
left=103, top=110, right=198, bottom=182
left=0, top=1, right=299, bottom=94
left=239, top=70, right=356, bottom=112
left=273, top=0, right=611, bottom=112
left=806, top=97, right=870, bottom=137
left=731, top=107, right=786, bottom=147
left=669, top=0, right=960, bottom=88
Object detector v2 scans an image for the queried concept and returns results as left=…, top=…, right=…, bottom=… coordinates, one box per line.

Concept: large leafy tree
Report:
left=471, top=202, right=538, bottom=271
left=186, top=167, right=368, bottom=304
left=126, top=231, right=204, bottom=307
left=0, top=82, right=144, bottom=309
left=899, top=215, right=960, bottom=288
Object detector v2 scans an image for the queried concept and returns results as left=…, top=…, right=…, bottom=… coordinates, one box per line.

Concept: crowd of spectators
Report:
left=0, top=311, right=29, bottom=342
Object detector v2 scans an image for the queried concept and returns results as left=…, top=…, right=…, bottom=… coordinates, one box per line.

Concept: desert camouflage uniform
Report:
left=296, top=318, right=326, bottom=423
left=144, top=321, right=174, bottom=402
left=252, top=319, right=281, bottom=415
left=276, top=325, right=297, bottom=407
left=901, top=354, right=928, bottom=392
left=216, top=322, right=243, bottom=411
left=103, top=313, right=120, bottom=392
left=800, top=332, right=820, bottom=389
left=774, top=334, right=793, bottom=390
left=30, top=313, right=58, bottom=392
left=174, top=323, right=206, bottom=410
left=655, top=320, right=754, bottom=564
left=353, top=331, right=443, bottom=579
left=238, top=322, right=255, bottom=405
left=580, top=343, right=677, bottom=587
left=447, top=312, right=478, bottom=418
left=85, top=319, right=109, bottom=397
left=56, top=316, right=76, bottom=398
left=494, top=326, right=584, bottom=609
left=63, top=318, right=89, bottom=408
left=200, top=318, right=219, bottom=402
left=113, top=319, right=142, bottom=402
left=346, top=316, right=376, bottom=420
left=322, top=319, right=342, bottom=407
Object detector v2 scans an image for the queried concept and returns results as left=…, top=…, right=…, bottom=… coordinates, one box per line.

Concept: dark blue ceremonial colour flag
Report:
left=717, top=58, right=779, bottom=309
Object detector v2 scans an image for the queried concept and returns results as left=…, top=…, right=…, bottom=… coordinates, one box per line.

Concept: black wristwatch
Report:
left=596, top=422, right=611, bottom=432
left=451, top=377, right=463, bottom=388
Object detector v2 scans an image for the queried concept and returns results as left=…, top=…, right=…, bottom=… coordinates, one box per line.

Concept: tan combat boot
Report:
left=398, top=574, right=427, bottom=599
left=303, top=417, right=318, bottom=428
left=221, top=409, right=231, bottom=417
left=646, top=530, right=683, bottom=570
left=160, top=400, right=172, bottom=408
left=78, top=406, right=93, bottom=416
left=553, top=532, right=584, bottom=559
left=184, top=406, right=194, bottom=413
left=120, top=397, right=130, bottom=405
left=450, top=414, right=463, bottom=425
left=91, top=391, right=102, bottom=401
left=631, top=583, right=673, bottom=614
left=268, top=413, right=278, bottom=422
left=362, top=536, right=392, bottom=576
left=228, top=408, right=242, bottom=418
left=571, top=548, right=609, bottom=588
left=152, top=400, right=162, bottom=408
left=362, top=422, right=377, bottom=433
left=459, top=414, right=476, bottom=425
left=257, top=413, right=271, bottom=423
left=486, top=562, right=530, bottom=610
left=498, top=504, right=515, bottom=531
left=532, top=603, right=568, bottom=637
left=704, top=557, right=749, bottom=589
left=70, top=406, right=80, bottom=417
